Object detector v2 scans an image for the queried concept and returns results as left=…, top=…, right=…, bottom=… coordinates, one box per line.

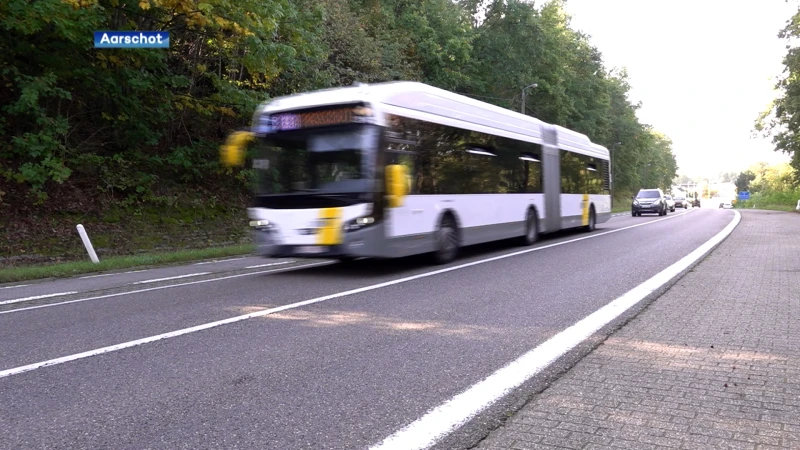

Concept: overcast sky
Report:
left=561, top=0, right=796, bottom=179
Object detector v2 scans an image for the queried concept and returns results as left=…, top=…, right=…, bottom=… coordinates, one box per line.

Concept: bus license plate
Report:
left=295, top=246, right=325, bottom=254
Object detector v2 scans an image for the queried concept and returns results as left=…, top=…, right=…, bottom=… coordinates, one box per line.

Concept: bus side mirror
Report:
left=385, top=164, right=408, bottom=208
left=220, top=131, right=254, bottom=167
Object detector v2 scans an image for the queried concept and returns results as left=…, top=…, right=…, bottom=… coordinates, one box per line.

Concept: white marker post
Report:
left=796, top=199, right=800, bottom=211
left=76, top=224, right=100, bottom=264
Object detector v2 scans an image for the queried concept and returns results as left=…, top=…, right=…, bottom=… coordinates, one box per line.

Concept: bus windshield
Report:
left=253, top=125, right=380, bottom=196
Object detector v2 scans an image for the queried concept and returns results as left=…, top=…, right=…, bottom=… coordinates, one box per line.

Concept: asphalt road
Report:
left=0, top=207, right=736, bottom=449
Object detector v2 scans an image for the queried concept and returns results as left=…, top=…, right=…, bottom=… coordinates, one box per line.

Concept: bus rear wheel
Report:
left=432, top=215, right=459, bottom=265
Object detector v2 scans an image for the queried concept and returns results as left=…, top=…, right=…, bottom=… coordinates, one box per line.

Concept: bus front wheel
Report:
left=521, top=209, right=538, bottom=245
left=584, top=207, right=596, bottom=232
left=432, top=215, right=459, bottom=265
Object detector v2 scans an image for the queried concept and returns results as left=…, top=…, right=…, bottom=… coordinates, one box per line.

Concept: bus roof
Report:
left=254, top=81, right=609, bottom=160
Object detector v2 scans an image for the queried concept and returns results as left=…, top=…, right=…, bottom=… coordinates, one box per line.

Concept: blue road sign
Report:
left=739, top=191, right=750, bottom=201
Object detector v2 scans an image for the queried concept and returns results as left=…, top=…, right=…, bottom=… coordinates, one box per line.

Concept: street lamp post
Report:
left=521, top=83, right=538, bottom=114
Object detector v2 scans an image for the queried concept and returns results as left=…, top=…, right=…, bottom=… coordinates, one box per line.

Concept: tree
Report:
left=0, top=0, right=324, bottom=205
left=755, top=8, right=800, bottom=182
left=735, top=170, right=755, bottom=192
left=0, top=0, right=680, bottom=214
left=718, top=171, right=738, bottom=183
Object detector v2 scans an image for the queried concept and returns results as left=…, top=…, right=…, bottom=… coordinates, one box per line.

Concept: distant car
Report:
left=720, top=200, right=733, bottom=209
left=664, top=195, right=676, bottom=212
left=673, top=196, right=689, bottom=209
left=631, top=188, right=668, bottom=216
left=692, top=197, right=701, bottom=208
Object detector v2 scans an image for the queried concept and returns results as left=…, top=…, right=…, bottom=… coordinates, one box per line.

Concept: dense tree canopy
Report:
left=1, top=0, right=677, bottom=209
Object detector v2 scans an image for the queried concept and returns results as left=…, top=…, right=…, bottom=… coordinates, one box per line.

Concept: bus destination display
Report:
left=271, top=107, right=354, bottom=131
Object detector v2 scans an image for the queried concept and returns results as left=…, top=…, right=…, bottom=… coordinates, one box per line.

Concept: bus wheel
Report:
left=584, top=207, right=596, bottom=232
left=432, top=215, right=459, bottom=264
left=521, top=209, right=538, bottom=245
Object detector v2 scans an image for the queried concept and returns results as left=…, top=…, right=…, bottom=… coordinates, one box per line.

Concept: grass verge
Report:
left=611, top=204, right=630, bottom=213
left=0, top=243, right=254, bottom=284
left=735, top=202, right=798, bottom=212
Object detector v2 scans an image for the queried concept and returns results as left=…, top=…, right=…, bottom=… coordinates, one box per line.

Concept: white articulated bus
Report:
left=221, top=81, right=611, bottom=264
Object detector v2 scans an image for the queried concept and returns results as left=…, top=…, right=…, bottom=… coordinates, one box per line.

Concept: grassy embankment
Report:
left=734, top=189, right=800, bottom=212
left=0, top=191, right=255, bottom=283
left=0, top=243, right=254, bottom=284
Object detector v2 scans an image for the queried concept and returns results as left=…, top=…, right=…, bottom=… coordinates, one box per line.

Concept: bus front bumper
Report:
left=251, top=224, right=387, bottom=259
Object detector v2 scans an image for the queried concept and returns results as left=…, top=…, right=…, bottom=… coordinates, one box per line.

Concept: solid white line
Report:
left=132, top=272, right=211, bottom=285
left=193, top=257, right=246, bottom=265
left=79, top=273, right=115, bottom=279
left=369, top=210, right=741, bottom=450
left=124, top=270, right=150, bottom=274
left=0, top=262, right=330, bottom=316
left=1, top=284, right=29, bottom=289
left=245, top=261, right=293, bottom=269
left=0, top=292, right=79, bottom=306
left=0, top=209, right=697, bottom=378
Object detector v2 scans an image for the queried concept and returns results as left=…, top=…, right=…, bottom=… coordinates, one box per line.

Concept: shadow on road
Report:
left=276, top=226, right=599, bottom=280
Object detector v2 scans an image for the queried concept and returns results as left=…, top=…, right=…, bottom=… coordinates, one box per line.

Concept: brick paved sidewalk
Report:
left=476, top=210, right=800, bottom=450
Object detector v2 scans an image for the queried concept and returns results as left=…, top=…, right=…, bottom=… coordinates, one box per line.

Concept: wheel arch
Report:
left=435, top=208, right=461, bottom=241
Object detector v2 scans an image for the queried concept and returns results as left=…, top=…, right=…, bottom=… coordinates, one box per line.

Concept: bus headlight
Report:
left=344, top=216, right=375, bottom=232
left=249, top=219, right=273, bottom=231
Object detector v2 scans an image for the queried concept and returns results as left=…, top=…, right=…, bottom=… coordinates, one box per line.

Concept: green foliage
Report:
left=756, top=8, right=800, bottom=180
left=0, top=243, right=254, bottom=284
left=0, top=0, right=678, bottom=213
left=746, top=162, right=797, bottom=194
left=1, top=0, right=324, bottom=205
left=735, top=170, right=756, bottom=192
left=734, top=162, right=799, bottom=211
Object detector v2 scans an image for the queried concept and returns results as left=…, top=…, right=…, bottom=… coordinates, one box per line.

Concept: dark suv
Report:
left=631, top=188, right=667, bottom=216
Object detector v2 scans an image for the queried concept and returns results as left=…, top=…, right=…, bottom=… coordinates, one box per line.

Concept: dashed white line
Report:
left=79, top=273, right=115, bottom=279
left=124, top=270, right=149, bottom=274
left=0, top=292, right=79, bottom=306
left=0, top=209, right=699, bottom=378
left=0, top=261, right=331, bottom=315
left=132, top=272, right=211, bottom=285
left=1, top=284, right=29, bottom=290
left=245, top=261, right=293, bottom=269
left=193, top=257, right=246, bottom=265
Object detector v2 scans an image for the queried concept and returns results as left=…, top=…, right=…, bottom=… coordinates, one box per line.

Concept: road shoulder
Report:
left=475, top=209, right=800, bottom=449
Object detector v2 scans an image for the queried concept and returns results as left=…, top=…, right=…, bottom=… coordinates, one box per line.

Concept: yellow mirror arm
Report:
left=220, top=131, right=254, bottom=167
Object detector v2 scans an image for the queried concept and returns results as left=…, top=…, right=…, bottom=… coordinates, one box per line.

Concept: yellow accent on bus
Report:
left=315, top=208, right=344, bottom=245
left=220, top=131, right=254, bottom=167
left=386, top=164, right=409, bottom=208
left=581, top=193, right=590, bottom=226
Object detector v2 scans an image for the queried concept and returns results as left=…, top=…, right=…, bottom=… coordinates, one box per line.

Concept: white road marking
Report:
left=193, top=257, right=246, bottom=265
left=0, top=292, right=79, bottom=306
left=0, top=262, right=330, bottom=316
left=0, top=209, right=701, bottom=378
left=79, top=273, right=115, bottom=279
left=369, top=210, right=741, bottom=450
left=245, top=261, right=293, bottom=269
left=1, top=284, right=29, bottom=289
left=124, top=270, right=149, bottom=274
left=132, top=272, right=211, bottom=285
